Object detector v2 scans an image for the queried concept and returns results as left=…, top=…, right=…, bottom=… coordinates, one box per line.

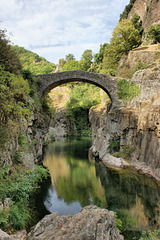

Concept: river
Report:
left=42, top=137, right=160, bottom=240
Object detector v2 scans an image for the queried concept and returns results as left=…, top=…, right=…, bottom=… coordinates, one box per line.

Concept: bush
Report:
left=147, top=24, right=160, bottom=43
left=107, top=139, right=120, bottom=153
left=0, top=165, right=49, bottom=231
left=113, top=145, right=135, bottom=160
left=0, top=66, right=30, bottom=123
left=118, top=78, right=141, bottom=102
left=139, top=229, right=160, bottom=240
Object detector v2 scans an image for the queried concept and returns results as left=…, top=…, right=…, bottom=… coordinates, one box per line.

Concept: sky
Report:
left=0, top=0, right=130, bottom=64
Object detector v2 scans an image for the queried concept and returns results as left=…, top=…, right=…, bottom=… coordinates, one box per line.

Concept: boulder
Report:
left=26, top=206, right=124, bottom=240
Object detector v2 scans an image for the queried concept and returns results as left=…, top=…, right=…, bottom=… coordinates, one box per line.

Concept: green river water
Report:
left=42, top=137, right=160, bottom=240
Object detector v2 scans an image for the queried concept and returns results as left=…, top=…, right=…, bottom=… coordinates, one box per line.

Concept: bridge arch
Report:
left=35, top=70, right=122, bottom=106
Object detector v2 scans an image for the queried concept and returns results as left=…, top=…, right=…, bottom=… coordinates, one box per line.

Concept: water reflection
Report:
left=43, top=138, right=160, bottom=237
left=95, top=163, right=160, bottom=231
left=43, top=138, right=107, bottom=214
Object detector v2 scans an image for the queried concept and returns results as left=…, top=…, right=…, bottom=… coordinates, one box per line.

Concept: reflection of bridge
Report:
left=35, top=70, right=123, bottom=106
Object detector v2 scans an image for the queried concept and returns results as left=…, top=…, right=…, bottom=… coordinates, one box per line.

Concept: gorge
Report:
left=1, top=0, right=160, bottom=239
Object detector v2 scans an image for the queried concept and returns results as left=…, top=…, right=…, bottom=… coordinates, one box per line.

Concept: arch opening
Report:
left=35, top=71, right=120, bottom=106
left=43, top=78, right=112, bottom=103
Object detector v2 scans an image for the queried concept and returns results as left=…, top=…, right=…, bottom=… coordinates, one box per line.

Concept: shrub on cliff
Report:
left=120, top=0, right=136, bottom=20
left=117, top=78, right=141, bottom=102
left=0, top=66, right=30, bottom=124
left=0, top=165, right=49, bottom=231
left=147, top=24, right=160, bottom=43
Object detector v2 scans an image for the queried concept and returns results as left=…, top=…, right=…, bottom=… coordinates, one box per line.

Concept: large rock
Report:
left=26, top=206, right=124, bottom=240
left=0, top=229, right=12, bottom=240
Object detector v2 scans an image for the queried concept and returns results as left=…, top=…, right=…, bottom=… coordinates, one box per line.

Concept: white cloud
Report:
left=0, top=0, right=130, bottom=63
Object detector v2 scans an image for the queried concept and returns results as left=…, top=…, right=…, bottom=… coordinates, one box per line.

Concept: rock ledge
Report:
left=26, top=206, right=124, bottom=240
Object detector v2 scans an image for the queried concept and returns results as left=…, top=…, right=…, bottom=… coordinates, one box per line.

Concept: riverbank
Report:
left=94, top=152, right=160, bottom=183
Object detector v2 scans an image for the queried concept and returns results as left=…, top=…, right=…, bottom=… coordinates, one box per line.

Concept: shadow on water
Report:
left=40, top=137, right=160, bottom=240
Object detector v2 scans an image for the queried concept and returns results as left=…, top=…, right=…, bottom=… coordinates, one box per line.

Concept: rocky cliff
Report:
left=90, top=67, right=160, bottom=180
left=127, top=0, right=160, bottom=33
left=0, top=100, right=50, bottom=169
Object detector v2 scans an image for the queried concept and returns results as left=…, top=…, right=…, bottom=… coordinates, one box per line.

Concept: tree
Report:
left=80, top=50, right=93, bottom=71
left=65, top=54, right=75, bottom=62
left=0, top=29, right=22, bottom=74
left=94, top=43, right=108, bottom=64
left=147, top=24, right=160, bottom=43
left=110, top=19, right=141, bottom=55
left=101, top=19, right=141, bottom=76
left=61, top=60, right=80, bottom=71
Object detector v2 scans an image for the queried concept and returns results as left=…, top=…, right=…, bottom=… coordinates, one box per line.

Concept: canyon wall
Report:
left=0, top=104, right=50, bottom=169
left=90, top=70, right=160, bottom=179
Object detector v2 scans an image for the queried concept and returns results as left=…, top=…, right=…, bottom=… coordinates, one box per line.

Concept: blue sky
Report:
left=0, top=0, right=130, bottom=64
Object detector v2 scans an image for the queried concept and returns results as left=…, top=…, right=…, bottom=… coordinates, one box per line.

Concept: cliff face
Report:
left=90, top=69, right=160, bottom=179
left=0, top=105, right=50, bottom=169
left=127, top=0, right=160, bottom=33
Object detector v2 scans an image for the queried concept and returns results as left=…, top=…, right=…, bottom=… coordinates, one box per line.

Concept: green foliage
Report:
left=12, top=45, right=56, bottom=74
left=0, top=66, right=30, bottom=123
left=139, top=229, right=160, bottom=240
left=120, top=0, right=136, bottom=20
left=147, top=24, right=160, bottom=43
left=65, top=53, right=75, bottom=61
left=0, top=29, right=22, bottom=74
left=101, top=19, right=141, bottom=76
left=101, top=44, right=121, bottom=76
left=94, top=44, right=108, bottom=64
left=117, top=78, right=141, bottom=102
left=87, top=44, right=108, bottom=73
left=14, top=151, right=23, bottom=164
left=113, top=145, right=135, bottom=160
left=18, top=133, right=27, bottom=147
left=0, top=124, right=9, bottom=148
left=0, top=165, right=49, bottom=231
left=131, top=14, right=144, bottom=36
left=66, top=83, right=101, bottom=110
left=0, top=209, right=9, bottom=228
left=41, top=94, right=55, bottom=115
left=61, top=60, right=80, bottom=71
left=107, top=139, right=120, bottom=153
left=110, top=19, right=141, bottom=55
left=117, top=209, right=138, bottom=230
left=114, top=212, right=123, bottom=232
left=80, top=49, right=93, bottom=71
left=66, top=83, right=101, bottom=135
left=58, top=58, right=66, bottom=68
left=21, top=69, right=42, bottom=109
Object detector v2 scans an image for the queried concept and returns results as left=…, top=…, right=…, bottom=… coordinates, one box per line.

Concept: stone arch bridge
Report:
left=35, top=70, right=160, bottom=106
left=35, top=70, right=122, bottom=106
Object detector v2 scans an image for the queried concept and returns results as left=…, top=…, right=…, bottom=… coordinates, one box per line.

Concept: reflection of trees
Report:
left=43, top=139, right=107, bottom=209
left=95, top=162, right=160, bottom=230
left=55, top=159, right=107, bottom=208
